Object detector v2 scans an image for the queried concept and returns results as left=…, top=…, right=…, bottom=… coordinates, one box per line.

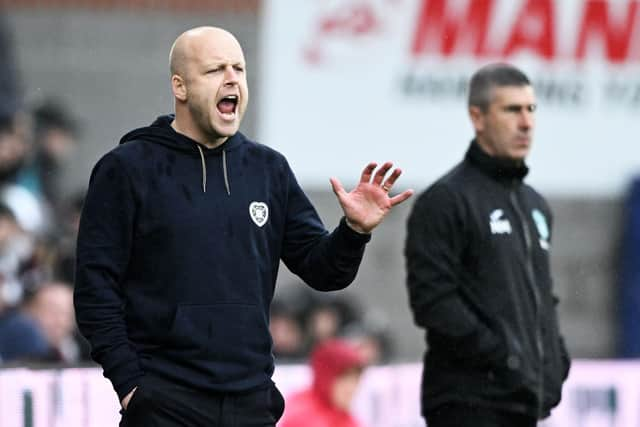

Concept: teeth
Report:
left=218, top=95, right=238, bottom=119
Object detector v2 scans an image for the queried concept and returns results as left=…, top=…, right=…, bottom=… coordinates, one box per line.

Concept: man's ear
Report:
left=469, top=105, right=485, bottom=133
left=172, top=74, right=187, bottom=102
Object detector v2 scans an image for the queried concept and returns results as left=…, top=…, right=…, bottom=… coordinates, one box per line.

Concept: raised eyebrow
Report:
left=203, top=63, right=224, bottom=71
left=203, top=61, right=245, bottom=68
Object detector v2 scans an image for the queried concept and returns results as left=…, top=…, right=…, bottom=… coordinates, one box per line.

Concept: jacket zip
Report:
left=509, top=182, right=544, bottom=418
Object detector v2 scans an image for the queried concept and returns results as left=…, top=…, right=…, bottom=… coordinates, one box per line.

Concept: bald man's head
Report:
left=169, top=40, right=186, bottom=77
left=168, top=26, right=249, bottom=148
left=169, top=26, right=242, bottom=79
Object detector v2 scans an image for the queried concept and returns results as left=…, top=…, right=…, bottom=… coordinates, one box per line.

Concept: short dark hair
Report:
left=32, top=98, right=78, bottom=137
left=468, top=63, right=531, bottom=111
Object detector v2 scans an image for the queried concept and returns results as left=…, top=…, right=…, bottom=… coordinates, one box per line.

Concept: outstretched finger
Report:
left=329, top=177, right=347, bottom=198
left=390, top=189, right=414, bottom=206
left=372, top=161, right=393, bottom=185
left=381, top=168, right=403, bottom=192
left=360, top=162, right=378, bottom=184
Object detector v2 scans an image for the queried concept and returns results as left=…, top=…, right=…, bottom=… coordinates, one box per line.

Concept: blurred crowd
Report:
left=270, top=285, right=393, bottom=365
left=0, top=94, right=90, bottom=366
left=0, top=13, right=90, bottom=367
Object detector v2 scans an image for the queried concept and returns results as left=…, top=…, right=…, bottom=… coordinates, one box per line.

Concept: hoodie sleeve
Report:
left=280, top=161, right=370, bottom=291
left=404, top=184, right=503, bottom=361
left=74, top=152, right=143, bottom=401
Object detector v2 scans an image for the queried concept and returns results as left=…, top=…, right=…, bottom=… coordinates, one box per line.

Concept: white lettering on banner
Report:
left=259, top=0, right=640, bottom=196
left=1, top=362, right=640, bottom=426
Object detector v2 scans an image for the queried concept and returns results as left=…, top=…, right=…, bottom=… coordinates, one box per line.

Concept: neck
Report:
left=475, top=136, right=524, bottom=166
left=475, top=136, right=497, bottom=158
left=171, top=113, right=227, bottom=149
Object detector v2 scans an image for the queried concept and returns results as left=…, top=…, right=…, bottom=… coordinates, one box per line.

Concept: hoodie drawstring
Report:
left=195, top=144, right=230, bottom=195
left=196, top=145, right=207, bottom=193
left=222, top=149, right=230, bottom=196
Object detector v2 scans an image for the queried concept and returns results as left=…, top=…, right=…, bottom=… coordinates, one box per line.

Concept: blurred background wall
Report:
left=2, top=0, right=637, bottom=362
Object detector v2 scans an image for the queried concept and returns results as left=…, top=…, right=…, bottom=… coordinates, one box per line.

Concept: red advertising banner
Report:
left=259, top=0, right=640, bottom=195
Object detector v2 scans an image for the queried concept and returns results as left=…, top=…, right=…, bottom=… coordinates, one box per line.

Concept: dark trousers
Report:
left=119, top=375, right=285, bottom=427
left=425, top=402, right=537, bottom=427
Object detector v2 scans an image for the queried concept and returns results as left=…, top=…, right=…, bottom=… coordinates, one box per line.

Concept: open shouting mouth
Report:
left=217, top=95, right=238, bottom=120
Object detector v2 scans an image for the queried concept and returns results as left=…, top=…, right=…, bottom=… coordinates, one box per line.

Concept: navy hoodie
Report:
left=74, top=115, right=370, bottom=400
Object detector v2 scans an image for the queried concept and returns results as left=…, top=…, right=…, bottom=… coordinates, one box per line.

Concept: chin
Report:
left=509, top=148, right=530, bottom=160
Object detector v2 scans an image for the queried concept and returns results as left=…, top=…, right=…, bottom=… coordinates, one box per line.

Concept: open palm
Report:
left=330, top=162, right=414, bottom=234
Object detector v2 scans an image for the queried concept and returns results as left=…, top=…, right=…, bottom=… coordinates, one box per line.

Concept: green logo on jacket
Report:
left=532, top=209, right=550, bottom=250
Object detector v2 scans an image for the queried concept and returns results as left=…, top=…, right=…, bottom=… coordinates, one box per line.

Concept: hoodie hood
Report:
left=310, top=339, right=366, bottom=406
left=119, top=115, right=243, bottom=194
left=119, top=114, right=243, bottom=153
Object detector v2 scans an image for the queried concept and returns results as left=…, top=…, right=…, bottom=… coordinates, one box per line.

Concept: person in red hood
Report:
left=280, top=339, right=367, bottom=427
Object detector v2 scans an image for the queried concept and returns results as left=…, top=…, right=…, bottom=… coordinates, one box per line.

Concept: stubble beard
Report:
left=189, top=100, right=222, bottom=143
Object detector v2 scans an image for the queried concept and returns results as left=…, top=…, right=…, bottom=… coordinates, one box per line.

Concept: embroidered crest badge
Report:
left=249, top=202, right=269, bottom=227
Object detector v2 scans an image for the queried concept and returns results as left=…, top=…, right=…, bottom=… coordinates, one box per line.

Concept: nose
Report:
left=519, top=110, right=534, bottom=130
left=223, top=66, right=239, bottom=85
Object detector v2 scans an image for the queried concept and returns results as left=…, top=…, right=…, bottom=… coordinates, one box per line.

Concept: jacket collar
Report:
left=465, top=140, right=529, bottom=182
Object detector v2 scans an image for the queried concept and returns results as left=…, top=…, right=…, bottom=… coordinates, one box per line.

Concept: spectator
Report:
left=305, top=293, right=360, bottom=350
left=307, top=302, right=342, bottom=344
left=341, top=311, right=393, bottom=365
left=15, top=98, right=79, bottom=213
left=0, top=116, right=51, bottom=235
left=280, top=339, right=367, bottom=427
left=0, top=202, right=34, bottom=306
left=270, top=299, right=306, bottom=362
left=0, top=116, right=28, bottom=185
left=0, top=267, right=53, bottom=364
left=0, top=302, right=51, bottom=364
left=22, top=281, right=78, bottom=363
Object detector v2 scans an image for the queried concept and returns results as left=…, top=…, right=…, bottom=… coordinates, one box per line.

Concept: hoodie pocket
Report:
left=492, top=320, right=539, bottom=392
left=165, top=303, right=271, bottom=381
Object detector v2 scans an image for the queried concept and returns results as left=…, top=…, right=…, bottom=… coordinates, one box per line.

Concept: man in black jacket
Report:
left=404, top=63, right=570, bottom=427
left=74, top=27, right=413, bottom=427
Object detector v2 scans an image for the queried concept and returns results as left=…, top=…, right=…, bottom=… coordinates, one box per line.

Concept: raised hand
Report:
left=329, top=162, right=414, bottom=234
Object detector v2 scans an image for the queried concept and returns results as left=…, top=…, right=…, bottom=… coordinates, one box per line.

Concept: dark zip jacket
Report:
left=404, top=141, right=570, bottom=419
left=74, top=115, right=370, bottom=401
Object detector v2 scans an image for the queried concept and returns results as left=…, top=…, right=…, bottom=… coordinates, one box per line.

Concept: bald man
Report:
left=74, top=27, right=412, bottom=426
